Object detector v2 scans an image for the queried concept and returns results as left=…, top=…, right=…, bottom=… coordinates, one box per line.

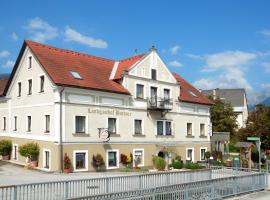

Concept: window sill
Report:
left=107, top=166, right=119, bottom=170
left=135, top=98, right=147, bottom=101
left=44, top=132, right=51, bottom=135
left=72, top=133, right=90, bottom=137
left=38, top=91, right=45, bottom=94
left=156, top=135, right=174, bottom=138
left=133, top=134, right=145, bottom=137
left=110, top=134, right=120, bottom=137
left=199, top=135, right=207, bottom=138
left=186, top=135, right=195, bottom=138
left=74, top=168, right=88, bottom=172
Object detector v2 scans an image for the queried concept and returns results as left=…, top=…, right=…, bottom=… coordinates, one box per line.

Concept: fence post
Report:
left=13, top=186, right=17, bottom=200
left=64, top=181, right=68, bottom=199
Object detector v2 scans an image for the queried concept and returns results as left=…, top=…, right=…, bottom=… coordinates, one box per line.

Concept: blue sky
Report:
left=0, top=0, right=270, bottom=104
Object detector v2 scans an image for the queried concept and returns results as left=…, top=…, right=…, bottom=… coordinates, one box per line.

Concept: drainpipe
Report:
left=59, top=87, right=65, bottom=173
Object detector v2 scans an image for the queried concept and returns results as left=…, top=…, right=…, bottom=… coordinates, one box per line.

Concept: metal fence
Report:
left=0, top=169, right=211, bottom=200
left=68, top=172, right=267, bottom=200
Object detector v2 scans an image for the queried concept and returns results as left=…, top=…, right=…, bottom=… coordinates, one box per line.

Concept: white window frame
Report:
left=43, top=149, right=51, bottom=171
left=156, top=120, right=173, bottom=136
left=133, top=118, right=144, bottom=135
left=163, top=88, right=171, bottom=99
left=39, top=75, right=45, bottom=93
left=107, top=117, right=118, bottom=135
left=28, top=56, right=32, bottom=69
left=186, top=122, right=193, bottom=136
left=132, top=148, right=144, bottom=167
left=13, top=115, right=18, bottom=132
left=44, top=114, right=51, bottom=134
left=27, top=79, right=33, bottom=95
left=2, top=116, right=7, bottom=131
left=200, top=123, right=206, bottom=136
left=17, top=82, right=22, bottom=97
left=135, top=83, right=145, bottom=99
left=73, top=115, right=88, bottom=134
left=12, top=144, right=18, bottom=161
left=73, top=150, right=88, bottom=172
left=106, top=149, right=119, bottom=169
left=186, top=147, right=195, bottom=162
left=200, top=147, right=207, bottom=161
left=26, top=115, right=32, bottom=132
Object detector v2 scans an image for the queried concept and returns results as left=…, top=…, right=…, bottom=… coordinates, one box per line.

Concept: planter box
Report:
left=30, top=161, right=38, bottom=167
left=2, top=155, right=10, bottom=160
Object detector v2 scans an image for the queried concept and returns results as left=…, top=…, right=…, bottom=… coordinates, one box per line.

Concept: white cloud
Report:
left=262, top=62, right=270, bottom=73
left=169, top=60, right=183, bottom=67
left=11, top=32, right=18, bottom=41
left=64, top=26, right=108, bottom=48
left=260, top=29, right=270, bottom=37
left=186, top=53, right=203, bottom=60
left=169, top=45, right=180, bottom=55
left=25, top=17, right=58, bottom=43
left=2, top=60, right=15, bottom=68
left=0, top=50, right=10, bottom=58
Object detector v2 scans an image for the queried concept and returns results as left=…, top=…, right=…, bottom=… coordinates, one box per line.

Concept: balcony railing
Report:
left=147, top=97, right=173, bottom=111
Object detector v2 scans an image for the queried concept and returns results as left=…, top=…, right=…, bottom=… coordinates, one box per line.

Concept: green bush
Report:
left=205, top=151, right=211, bottom=160
left=185, top=163, right=203, bottom=170
left=19, top=142, right=40, bottom=161
left=212, top=160, right=223, bottom=166
left=153, top=156, right=166, bottom=171
left=171, top=160, right=183, bottom=169
left=0, top=140, right=12, bottom=156
left=229, top=143, right=239, bottom=153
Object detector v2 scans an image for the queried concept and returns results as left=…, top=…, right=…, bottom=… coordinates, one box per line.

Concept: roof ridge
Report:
left=25, top=40, right=114, bottom=63
left=118, top=53, right=145, bottom=62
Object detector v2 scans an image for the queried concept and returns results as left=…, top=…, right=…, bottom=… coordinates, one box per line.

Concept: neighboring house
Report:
left=0, top=40, right=213, bottom=172
left=202, top=88, right=248, bottom=128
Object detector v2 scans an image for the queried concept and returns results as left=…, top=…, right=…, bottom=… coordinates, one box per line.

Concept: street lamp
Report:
left=247, top=137, right=261, bottom=172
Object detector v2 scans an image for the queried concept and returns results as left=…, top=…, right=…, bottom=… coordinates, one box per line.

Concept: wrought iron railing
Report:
left=147, top=97, right=173, bottom=110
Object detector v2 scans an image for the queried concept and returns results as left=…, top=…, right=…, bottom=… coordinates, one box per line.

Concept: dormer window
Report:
left=70, top=71, right=82, bottom=80
left=28, top=56, right=32, bottom=69
left=151, top=69, right=157, bottom=80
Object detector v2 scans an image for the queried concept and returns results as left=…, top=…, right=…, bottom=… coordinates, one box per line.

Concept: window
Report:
left=70, top=71, right=82, bottom=79
left=28, top=79, right=32, bottom=95
left=187, top=123, right=192, bottom=136
left=189, top=91, right=197, bottom=97
left=134, top=119, right=142, bottom=135
left=136, top=84, right=144, bottom=99
left=186, top=148, right=194, bottom=162
left=108, top=118, right=117, bottom=134
left=157, top=120, right=172, bottom=136
left=73, top=151, right=88, bottom=171
left=40, top=76, right=44, bottom=93
left=200, top=124, right=205, bottom=136
left=3, top=117, right=6, bottom=131
left=18, top=82, right=21, bottom=97
left=151, top=69, right=157, bottom=80
left=43, top=149, right=50, bottom=169
left=164, top=89, right=170, bottom=100
left=107, top=150, right=119, bottom=169
left=75, top=116, right=86, bottom=133
left=28, top=56, right=32, bottom=69
left=133, top=149, right=144, bottom=167
left=12, top=144, right=18, bottom=160
left=45, top=115, right=50, bottom=133
left=14, top=116, right=17, bottom=131
left=200, top=148, right=207, bottom=161
left=27, top=116, right=31, bottom=132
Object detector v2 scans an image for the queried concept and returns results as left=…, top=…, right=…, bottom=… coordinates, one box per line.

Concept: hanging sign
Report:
left=98, top=128, right=110, bottom=142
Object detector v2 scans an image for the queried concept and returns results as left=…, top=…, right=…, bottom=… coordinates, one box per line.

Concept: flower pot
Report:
left=2, top=155, right=10, bottom=160
left=64, top=168, right=72, bottom=173
left=30, top=161, right=38, bottom=167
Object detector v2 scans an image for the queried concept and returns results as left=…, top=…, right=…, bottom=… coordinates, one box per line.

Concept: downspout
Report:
left=59, top=87, right=65, bottom=173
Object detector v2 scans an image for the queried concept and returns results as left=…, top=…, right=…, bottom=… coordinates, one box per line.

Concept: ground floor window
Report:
left=200, top=148, right=207, bottom=161
left=106, top=149, right=119, bottom=169
left=12, top=144, right=18, bottom=160
left=73, top=150, right=88, bottom=171
left=43, top=149, right=50, bottom=169
left=133, top=149, right=144, bottom=167
left=186, top=148, right=194, bottom=162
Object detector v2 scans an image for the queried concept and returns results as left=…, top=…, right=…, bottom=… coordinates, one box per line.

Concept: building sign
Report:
left=98, top=128, right=110, bottom=142
left=88, top=108, right=131, bottom=116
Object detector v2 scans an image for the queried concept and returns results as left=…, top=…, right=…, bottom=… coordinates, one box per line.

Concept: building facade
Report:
left=0, top=41, right=213, bottom=172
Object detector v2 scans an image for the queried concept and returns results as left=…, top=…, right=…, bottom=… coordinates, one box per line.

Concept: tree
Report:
left=210, top=98, right=238, bottom=136
left=237, top=104, right=270, bottom=150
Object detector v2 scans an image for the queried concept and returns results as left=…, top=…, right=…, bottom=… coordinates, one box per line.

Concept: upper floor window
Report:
left=45, top=115, right=50, bottom=133
left=18, top=82, right=21, bottom=97
left=136, top=84, right=144, bottom=99
left=28, top=56, right=32, bottom=69
left=164, top=89, right=170, bottom=100
left=187, top=123, right=192, bottom=136
left=40, top=76, right=45, bottom=93
left=108, top=118, right=117, bottom=134
left=27, top=116, right=31, bottom=132
left=28, top=79, right=32, bottom=95
left=200, top=123, right=205, bottom=136
left=3, top=117, right=6, bottom=131
left=151, top=69, right=157, bottom=80
left=75, top=116, right=86, bottom=133
left=157, top=120, right=172, bottom=136
left=134, top=119, right=142, bottom=135
left=14, top=116, right=17, bottom=131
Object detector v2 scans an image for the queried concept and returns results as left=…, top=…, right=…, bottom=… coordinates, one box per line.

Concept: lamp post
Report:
left=247, top=137, right=261, bottom=172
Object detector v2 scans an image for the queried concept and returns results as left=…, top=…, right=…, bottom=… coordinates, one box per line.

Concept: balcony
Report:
left=147, top=97, right=173, bottom=111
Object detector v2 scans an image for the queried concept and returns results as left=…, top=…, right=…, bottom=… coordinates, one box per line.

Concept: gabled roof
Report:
left=173, top=73, right=213, bottom=105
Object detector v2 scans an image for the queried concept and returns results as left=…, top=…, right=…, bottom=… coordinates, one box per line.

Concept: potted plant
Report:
left=19, top=142, right=40, bottom=167
left=0, top=140, right=12, bottom=160
left=92, top=154, right=105, bottom=172
left=153, top=156, right=166, bottom=171
left=64, top=153, right=72, bottom=173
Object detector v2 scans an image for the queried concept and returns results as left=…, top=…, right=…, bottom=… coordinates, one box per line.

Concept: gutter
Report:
left=59, top=87, right=65, bottom=172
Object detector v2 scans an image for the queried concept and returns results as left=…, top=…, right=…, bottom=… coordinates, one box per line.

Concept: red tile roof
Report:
left=25, top=40, right=130, bottom=95
left=173, top=73, right=213, bottom=105
left=114, top=54, right=145, bottom=80
left=0, top=78, right=8, bottom=97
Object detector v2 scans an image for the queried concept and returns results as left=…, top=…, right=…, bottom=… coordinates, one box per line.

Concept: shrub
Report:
left=19, top=142, right=39, bottom=161
left=126, top=153, right=133, bottom=164
left=64, top=153, right=72, bottom=169
left=185, top=163, right=203, bottom=169
left=153, top=156, right=166, bottom=171
left=205, top=151, right=211, bottom=160
left=120, top=153, right=128, bottom=164
left=171, top=160, right=183, bottom=169
left=0, top=140, right=12, bottom=156
left=92, top=154, right=105, bottom=168
left=174, top=155, right=182, bottom=162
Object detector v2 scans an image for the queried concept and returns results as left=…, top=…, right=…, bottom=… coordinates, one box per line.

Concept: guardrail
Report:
left=0, top=169, right=211, bottom=200
left=68, top=172, right=267, bottom=200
